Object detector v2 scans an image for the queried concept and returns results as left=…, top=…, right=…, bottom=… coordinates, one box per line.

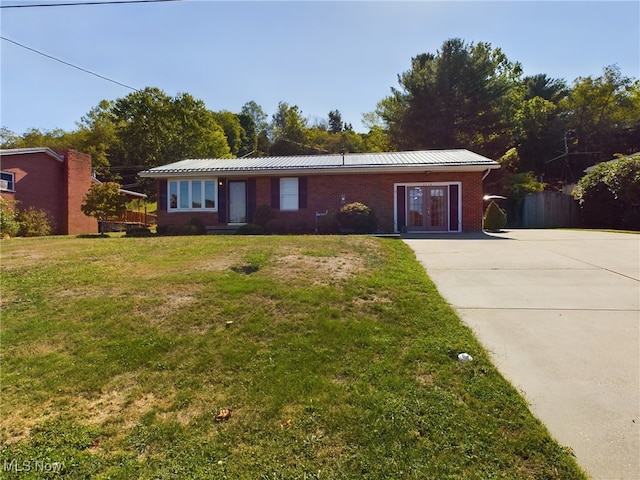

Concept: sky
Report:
left=1, top=0, right=639, bottom=136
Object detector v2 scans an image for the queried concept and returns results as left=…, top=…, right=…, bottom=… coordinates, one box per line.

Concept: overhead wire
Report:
left=1, top=36, right=139, bottom=91
left=0, top=0, right=180, bottom=8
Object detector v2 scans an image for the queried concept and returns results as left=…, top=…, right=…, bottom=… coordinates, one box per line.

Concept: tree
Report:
left=269, top=102, right=310, bottom=155
left=271, top=102, right=308, bottom=143
left=377, top=38, right=522, bottom=158
left=505, top=74, right=568, bottom=177
left=212, top=110, right=245, bottom=156
left=510, top=96, right=562, bottom=175
left=74, top=100, right=120, bottom=179
left=108, top=88, right=231, bottom=194
left=81, top=182, right=128, bottom=235
left=559, top=66, right=640, bottom=170
left=241, top=101, right=269, bottom=137
left=575, top=154, right=640, bottom=230
left=328, top=109, right=344, bottom=134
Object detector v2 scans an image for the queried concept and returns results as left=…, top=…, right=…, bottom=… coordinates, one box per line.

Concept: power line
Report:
left=1, top=36, right=138, bottom=91
left=1, top=0, right=180, bottom=8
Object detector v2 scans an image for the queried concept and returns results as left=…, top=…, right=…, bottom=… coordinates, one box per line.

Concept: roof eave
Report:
left=138, top=163, right=500, bottom=179
left=0, top=147, right=64, bottom=162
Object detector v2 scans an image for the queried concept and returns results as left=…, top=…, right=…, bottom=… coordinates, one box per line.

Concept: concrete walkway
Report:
left=403, top=230, right=639, bottom=480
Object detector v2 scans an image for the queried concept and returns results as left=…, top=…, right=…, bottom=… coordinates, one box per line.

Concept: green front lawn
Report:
left=0, top=235, right=586, bottom=479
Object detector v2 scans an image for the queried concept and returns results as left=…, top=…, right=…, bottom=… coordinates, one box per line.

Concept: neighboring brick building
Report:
left=139, top=149, right=499, bottom=233
left=0, top=148, right=98, bottom=235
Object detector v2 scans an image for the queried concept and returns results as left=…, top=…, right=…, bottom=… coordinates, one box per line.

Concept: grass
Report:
left=0, top=235, right=587, bottom=479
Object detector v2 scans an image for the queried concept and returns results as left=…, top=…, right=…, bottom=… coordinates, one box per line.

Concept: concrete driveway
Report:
left=403, top=230, right=639, bottom=480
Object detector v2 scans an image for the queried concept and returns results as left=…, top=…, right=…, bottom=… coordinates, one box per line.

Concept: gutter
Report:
left=139, top=163, right=501, bottom=179
left=482, top=167, right=496, bottom=181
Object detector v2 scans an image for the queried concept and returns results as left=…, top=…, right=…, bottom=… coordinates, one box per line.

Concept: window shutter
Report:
left=158, top=180, right=167, bottom=211
left=449, top=184, right=459, bottom=231
left=298, top=176, right=307, bottom=209
left=396, top=185, right=406, bottom=231
left=247, top=178, right=257, bottom=223
left=271, top=177, right=280, bottom=209
left=218, top=178, right=227, bottom=223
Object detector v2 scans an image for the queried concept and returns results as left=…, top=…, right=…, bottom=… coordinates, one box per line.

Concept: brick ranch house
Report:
left=0, top=148, right=98, bottom=235
left=140, top=149, right=500, bottom=233
left=0, top=147, right=149, bottom=235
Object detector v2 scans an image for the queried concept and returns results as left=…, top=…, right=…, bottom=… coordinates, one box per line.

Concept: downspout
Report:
left=482, top=168, right=492, bottom=181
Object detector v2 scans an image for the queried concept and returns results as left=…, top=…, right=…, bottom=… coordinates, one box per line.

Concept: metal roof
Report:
left=139, top=149, right=499, bottom=178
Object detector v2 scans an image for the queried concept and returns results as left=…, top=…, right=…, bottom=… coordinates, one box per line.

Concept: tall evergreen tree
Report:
left=377, top=38, right=522, bottom=158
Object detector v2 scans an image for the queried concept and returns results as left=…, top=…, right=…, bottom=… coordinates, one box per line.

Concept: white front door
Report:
left=228, top=181, right=247, bottom=223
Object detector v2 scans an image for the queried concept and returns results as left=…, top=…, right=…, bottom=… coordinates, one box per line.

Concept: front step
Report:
left=206, top=225, right=239, bottom=235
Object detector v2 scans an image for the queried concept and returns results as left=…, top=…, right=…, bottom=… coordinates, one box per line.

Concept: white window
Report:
left=168, top=179, right=217, bottom=211
left=280, top=177, right=299, bottom=211
left=1, top=171, right=15, bottom=191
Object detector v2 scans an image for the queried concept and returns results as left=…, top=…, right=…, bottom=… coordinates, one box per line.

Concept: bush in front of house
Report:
left=0, top=198, right=20, bottom=238
left=125, top=226, right=153, bottom=237
left=265, top=219, right=286, bottom=234
left=317, top=212, right=339, bottom=234
left=236, top=223, right=265, bottom=235
left=575, top=154, right=640, bottom=230
left=337, top=202, right=378, bottom=233
left=18, top=207, right=54, bottom=237
left=483, top=201, right=507, bottom=232
left=287, top=218, right=309, bottom=234
left=185, top=217, right=206, bottom=235
left=253, top=205, right=277, bottom=228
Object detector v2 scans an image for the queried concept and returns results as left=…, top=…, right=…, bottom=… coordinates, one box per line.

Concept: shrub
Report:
left=317, top=212, right=339, bottom=234
left=236, top=223, right=265, bottom=235
left=252, top=205, right=277, bottom=228
left=265, top=219, right=287, bottom=235
left=125, top=226, right=153, bottom=237
left=185, top=217, right=206, bottom=235
left=166, top=225, right=182, bottom=236
left=18, top=207, right=53, bottom=237
left=0, top=198, right=20, bottom=238
left=337, top=202, right=377, bottom=233
left=483, top=201, right=507, bottom=232
left=287, top=218, right=309, bottom=234
left=575, top=155, right=640, bottom=230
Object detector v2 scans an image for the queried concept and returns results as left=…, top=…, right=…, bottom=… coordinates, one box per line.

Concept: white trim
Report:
left=167, top=178, right=218, bottom=212
left=0, top=171, right=15, bottom=192
left=279, top=177, right=299, bottom=212
left=0, top=148, right=64, bottom=162
left=394, top=181, right=462, bottom=233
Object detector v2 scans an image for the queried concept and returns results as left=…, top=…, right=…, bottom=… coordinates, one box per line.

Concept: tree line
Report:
left=2, top=38, right=639, bottom=199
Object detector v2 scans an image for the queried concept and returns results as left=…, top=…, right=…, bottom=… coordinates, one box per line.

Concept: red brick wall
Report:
left=60, top=150, right=99, bottom=235
left=0, top=151, right=65, bottom=233
left=156, top=170, right=487, bottom=233
left=0, top=150, right=98, bottom=235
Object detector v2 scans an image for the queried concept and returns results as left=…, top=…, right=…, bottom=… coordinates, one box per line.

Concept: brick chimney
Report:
left=59, top=149, right=98, bottom=234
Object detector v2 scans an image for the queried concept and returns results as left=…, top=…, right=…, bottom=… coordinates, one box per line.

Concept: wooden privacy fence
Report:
left=522, top=191, right=581, bottom=228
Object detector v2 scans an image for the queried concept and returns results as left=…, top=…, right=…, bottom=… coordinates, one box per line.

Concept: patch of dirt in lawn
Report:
left=0, top=401, right=58, bottom=445
left=194, top=255, right=238, bottom=273
left=272, top=252, right=365, bottom=286
left=79, top=374, right=178, bottom=428
left=142, top=290, right=201, bottom=328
